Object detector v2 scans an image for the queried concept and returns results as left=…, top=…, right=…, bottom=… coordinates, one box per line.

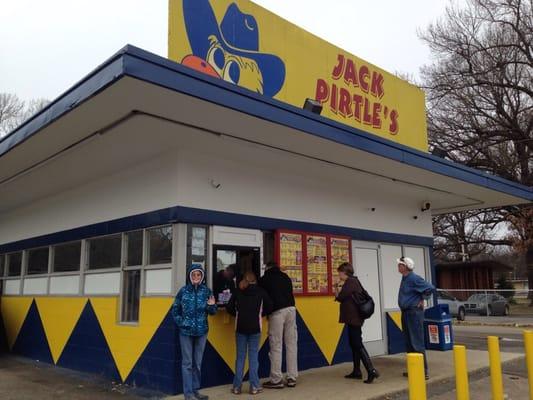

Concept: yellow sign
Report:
left=169, top=0, right=428, bottom=151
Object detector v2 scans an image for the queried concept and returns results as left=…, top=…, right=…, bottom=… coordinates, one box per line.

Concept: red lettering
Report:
left=389, top=109, right=399, bottom=134
left=343, top=59, right=358, bottom=87
left=372, top=103, right=382, bottom=128
left=315, top=79, right=330, bottom=104
left=338, top=88, right=353, bottom=118
left=353, top=94, right=363, bottom=122
left=330, top=83, right=338, bottom=114
left=359, top=65, right=370, bottom=93
left=370, top=72, right=385, bottom=99
left=363, top=97, right=372, bottom=125
left=332, top=54, right=345, bottom=80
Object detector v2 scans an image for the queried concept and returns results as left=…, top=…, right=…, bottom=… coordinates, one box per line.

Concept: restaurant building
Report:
left=0, top=0, right=531, bottom=394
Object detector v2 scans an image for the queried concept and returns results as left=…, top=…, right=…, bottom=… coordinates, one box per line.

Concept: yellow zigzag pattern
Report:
left=1, top=295, right=351, bottom=380
left=35, top=297, right=88, bottom=363
left=91, top=297, right=173, bottom=381
left=388, top=311, right=403, bottom=331
left=1, top=297, right=33, bottom=349
left=296, top=297, right=344, bottom=365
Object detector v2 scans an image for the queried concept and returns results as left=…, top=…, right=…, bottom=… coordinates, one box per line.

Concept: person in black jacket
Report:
left=258, top=261, right=298, bottom=389
left=227, top=271, right=273, bottom=395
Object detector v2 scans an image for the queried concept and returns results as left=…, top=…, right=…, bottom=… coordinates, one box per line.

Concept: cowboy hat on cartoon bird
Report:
left=181, top=0, right=286, bottom=97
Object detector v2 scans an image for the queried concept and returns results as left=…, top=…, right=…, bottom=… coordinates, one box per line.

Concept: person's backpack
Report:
left=351, top=277, right=375, bottom=319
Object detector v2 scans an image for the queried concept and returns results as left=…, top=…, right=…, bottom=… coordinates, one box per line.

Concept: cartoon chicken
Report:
left=181, top=0, right=286, bottom=97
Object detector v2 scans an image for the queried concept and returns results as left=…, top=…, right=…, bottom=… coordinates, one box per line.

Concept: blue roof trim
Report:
left=0, top=48, right=127, bottom=158
left=0, top=205, right=433, bottom=254
left=1, top=44, right=531, bottom=201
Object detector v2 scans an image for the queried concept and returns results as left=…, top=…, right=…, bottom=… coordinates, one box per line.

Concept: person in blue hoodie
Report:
left=173, top=264, right=217, bottom=400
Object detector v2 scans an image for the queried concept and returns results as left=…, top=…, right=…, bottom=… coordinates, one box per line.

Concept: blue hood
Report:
left=187, top=263, right=205, bottom=285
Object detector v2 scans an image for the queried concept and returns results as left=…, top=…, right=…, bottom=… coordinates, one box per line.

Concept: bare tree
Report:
left=0, top=93, right=49, bottom=138
left=420, top=0, right=533, bottom=299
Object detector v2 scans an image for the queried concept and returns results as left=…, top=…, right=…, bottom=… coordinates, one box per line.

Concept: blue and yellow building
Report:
left=1, top=0, right=531, bottom=395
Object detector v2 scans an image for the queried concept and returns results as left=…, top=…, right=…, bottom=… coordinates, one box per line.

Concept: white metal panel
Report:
left=23, top=277, right=48, bottom=295
left=145, top=269, right=172, bottom=294
left=212, top=226, right=262, bottom=247
left=0, top=125, right=435, bottom=247
left=404, top=247, right=427, bottom=280
left=4, top=279, right=21, bottom=295
left=381, top=244, right=403, bottom=310
left=50, top=275, right=80, bottom=295
left=353, top=246, right=383, bottom=342
left=84, top=272, right=120, bottom=294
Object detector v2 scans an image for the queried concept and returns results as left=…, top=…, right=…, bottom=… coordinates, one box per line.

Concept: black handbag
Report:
left=352, top=277, right=375, bottom=320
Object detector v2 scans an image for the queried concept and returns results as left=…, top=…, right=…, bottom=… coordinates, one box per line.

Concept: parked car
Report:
left=465, top=293, right=510, bottom=316
left=437, top=291, right=466, bottom=321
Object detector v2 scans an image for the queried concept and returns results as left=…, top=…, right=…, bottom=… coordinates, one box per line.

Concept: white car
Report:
left=437, top=290, right=466, bottom=321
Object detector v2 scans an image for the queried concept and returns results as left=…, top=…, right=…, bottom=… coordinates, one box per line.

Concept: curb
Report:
left=453, top=321, right=533, bottom=328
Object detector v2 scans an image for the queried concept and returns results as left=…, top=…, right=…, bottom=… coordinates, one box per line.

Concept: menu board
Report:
left=279, top=232, right=303, bottom=293
left=277, top=230, right=351, bottom=295
left=330, top=237, right=351, bottom=290
left=306, top=235, right=329, bottom=294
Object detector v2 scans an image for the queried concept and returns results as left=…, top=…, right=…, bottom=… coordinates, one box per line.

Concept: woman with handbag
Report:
left=334, top=262, right=379, bottom=384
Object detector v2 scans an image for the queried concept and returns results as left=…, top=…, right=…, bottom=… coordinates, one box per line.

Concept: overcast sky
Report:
left=0, top=0, right=459, bottom=102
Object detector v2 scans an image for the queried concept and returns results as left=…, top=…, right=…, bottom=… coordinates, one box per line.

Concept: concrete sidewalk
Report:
left=166, top=350, right=523, bottom=400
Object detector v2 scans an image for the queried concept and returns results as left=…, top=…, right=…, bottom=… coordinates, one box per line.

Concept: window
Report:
left=187, top=225, right=208, bottom=268
left=148, top=226, right=172, bottom=265
left=7, top=252, right=22, bottom=276
left=28, top=247, right=50, bottom=275
left=0, top=254, right=4, bottom=277
left=88, top=234, right=122, bottom=269
left=53, top=241, right=81, bottom=272
left=121, top=270, right=141, bottom=322
left=126, top=230, right=143, bottom=267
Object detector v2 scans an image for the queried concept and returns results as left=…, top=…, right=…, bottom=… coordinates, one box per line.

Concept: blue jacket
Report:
left=398, top=272, right=435, bottom=310
left=172, top=265, right=217, bottom=336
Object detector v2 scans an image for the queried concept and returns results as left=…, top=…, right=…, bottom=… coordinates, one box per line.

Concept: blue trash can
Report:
left=424, top=304, right=453, bottom=351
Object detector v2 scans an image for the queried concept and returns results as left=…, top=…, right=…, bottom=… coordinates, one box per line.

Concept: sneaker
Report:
left=194, top=392, right=209, bottom=400
left=286, top=378, right=297, bottom=388
left=249, top=387, right=263, bottom=395
left=231, top=387, right=241, bottom=395
left=263, top=380, right=284, bottom=389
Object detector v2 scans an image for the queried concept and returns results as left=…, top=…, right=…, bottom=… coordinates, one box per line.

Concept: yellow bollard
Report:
left=488, top=336, right=504, bottom=400
left=453, top=345, right=469, bottom=400
left=524, top=330, right=533, bottom=400
left=407, top=353, right=427, bottom=400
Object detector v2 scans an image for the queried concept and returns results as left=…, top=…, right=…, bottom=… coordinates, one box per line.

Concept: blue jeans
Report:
left=401, top=308, right=428, bottom=374
left=179, top=333, right=207, bottom=396
left=233, top=333, right=261, bottom=389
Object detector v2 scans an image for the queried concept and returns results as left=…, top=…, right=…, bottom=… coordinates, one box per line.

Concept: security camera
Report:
left=370, top=207, right=376, bottom=212
left=420, top=202, right=431, bottom=212
left=209, top=179, right=221, bottom=189
left=413, top=215, right=419, bottom=220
